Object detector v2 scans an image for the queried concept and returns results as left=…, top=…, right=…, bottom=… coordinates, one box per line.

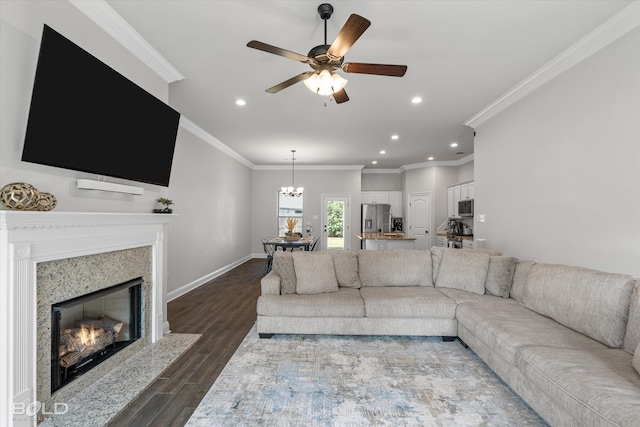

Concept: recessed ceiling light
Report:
left=450, top=142, right=458, bottom=148
left=411, top=96, right=422, bottom=104
left=379, top=150, right=386, bottom=154
left=371, top=160, right=378, bottom=164
left=391, top=135, right=399, bottom=140
left=428, top=156, right=434, bottom=161
left=235, top=99, right=246, bottom=106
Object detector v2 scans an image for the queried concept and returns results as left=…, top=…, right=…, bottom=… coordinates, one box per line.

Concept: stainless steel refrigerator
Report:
left=361, top=203, right=392, bottom=233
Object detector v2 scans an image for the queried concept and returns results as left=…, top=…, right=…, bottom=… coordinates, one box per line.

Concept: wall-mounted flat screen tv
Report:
left=22, top=24, right=181, bottom=187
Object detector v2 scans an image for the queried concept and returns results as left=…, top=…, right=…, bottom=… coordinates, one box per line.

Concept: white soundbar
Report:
left=77, top=179, right=144, bottom=195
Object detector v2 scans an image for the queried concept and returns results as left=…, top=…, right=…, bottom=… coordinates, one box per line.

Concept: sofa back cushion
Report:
left=485, top=256, right=517, bottom=298
left=272, top=251, right=296, bottom=294
left=509, top=259, right=536, bottom=302
left=435, top=249, right=491, bottom=295
left=331, top=252, right=361, bottom=288
left=522, top=263, right=637, bottom=348
left=358, top=250, right=432, bottom=287
left=624, top=282, right=640, bottom=353
left=292, top=252, right=339, bottom=294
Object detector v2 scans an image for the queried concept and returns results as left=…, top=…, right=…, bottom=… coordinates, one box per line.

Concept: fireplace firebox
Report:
left=51, top=277, right=143, bottom=393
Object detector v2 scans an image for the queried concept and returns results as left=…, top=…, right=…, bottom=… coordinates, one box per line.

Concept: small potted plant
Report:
left=154, top=197, right=174, bottom=214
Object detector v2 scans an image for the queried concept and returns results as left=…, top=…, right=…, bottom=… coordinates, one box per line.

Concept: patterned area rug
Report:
left=186, top=327, right=548, bottom=426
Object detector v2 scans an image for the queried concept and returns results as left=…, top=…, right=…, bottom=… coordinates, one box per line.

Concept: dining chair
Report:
left=309, top=236, right=320, bottom=251
left=261, top=237, right=275, bottom=273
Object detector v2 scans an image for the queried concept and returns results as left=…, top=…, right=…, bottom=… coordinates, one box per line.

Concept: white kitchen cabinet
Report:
left=447, top=187, right=455, bottom=217
left=362, top=191, right=402, bottom=217
left=462, top=239, right=473, bottom=249
left=437, top=235, right=448, bottom=247
left=447, top=181, right=474, bottom=217
left=461, top=182, right=474, bottom=200
left=361, top=191, right=389, bottom=204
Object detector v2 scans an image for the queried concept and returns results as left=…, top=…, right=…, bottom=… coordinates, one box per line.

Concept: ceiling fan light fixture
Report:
left=304, top=69, right=347, bottom=96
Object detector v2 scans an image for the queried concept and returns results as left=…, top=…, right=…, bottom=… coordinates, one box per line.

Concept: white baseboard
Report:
left=167, top=255, right=253, bottom=302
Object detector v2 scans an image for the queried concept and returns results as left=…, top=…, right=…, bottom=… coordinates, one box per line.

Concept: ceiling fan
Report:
left=247, top=3, right=407, bottom=104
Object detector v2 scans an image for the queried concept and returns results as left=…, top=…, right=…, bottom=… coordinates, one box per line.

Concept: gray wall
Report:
left=361, top=172, right=402, bottom=191
left=0, top=1, right=254, bottom=304
left=474, top=27, right=640, bottom=276
left=458, top=161, right=474, bottom=183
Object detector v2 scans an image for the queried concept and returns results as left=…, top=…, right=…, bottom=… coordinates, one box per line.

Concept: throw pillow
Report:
left=331, top=251, right=361, bottom=288
left=430, top=246, right=444, bottom=283
left=485, top=256, right=517, bottom=298
left=634, top=344, right=640, bottom=376
left=509, top=259, right=536, bottom=302
left=435, top=249, right=491, bottom=295
left=272, top=251, right=296, bottom=294
left=293, top=252, right=339, bottom=295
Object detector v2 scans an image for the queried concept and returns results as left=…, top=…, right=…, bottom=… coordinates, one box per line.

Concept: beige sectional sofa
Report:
left=257, top=248, right=640, bottom=427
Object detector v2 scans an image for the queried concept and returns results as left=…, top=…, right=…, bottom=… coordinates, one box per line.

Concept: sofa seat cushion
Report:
left=257, top=288, right=364, bottom=318
left=437, top=288, right=505, bottom=305
left=522, top=263, right=637, bottom=349
left=456, top=299, right=609, bottom=367
left=517, top=346, right=640, bottom=427
left=360, top=287, right=456, bottom=319
left=358, top=250, right=433, bottom=287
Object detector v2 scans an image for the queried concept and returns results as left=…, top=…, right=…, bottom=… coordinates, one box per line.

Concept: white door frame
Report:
left=321, top=194, right=351, bottom=251
left=407, top=192, right=433, bottom=249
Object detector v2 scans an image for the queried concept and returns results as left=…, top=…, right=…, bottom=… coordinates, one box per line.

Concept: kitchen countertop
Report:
left=356, top=232, right=417, bottom=241
left=437, top=232, right=474, bottom=241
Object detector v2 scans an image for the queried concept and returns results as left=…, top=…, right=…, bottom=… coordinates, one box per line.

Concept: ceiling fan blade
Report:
left=327, top=14, right=371, bottom=58
left=342, top=62, right=407, bottom=77
left=332, top=88, right=349, bottom=104
left=247, top=40, right=314, bottom=64
left=265, top=72, right=315, bottom=94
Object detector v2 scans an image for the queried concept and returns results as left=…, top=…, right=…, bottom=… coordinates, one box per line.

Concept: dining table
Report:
left=263, top=236, right=315, bottom=252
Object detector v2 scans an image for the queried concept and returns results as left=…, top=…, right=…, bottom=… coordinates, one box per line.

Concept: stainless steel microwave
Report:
left=458, top=199, right=474, bottom=217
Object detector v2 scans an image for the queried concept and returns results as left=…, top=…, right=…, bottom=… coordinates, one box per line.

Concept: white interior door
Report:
left=408, top=193, right=432, bottom=250
left=322, top=195, right=350, bottom=251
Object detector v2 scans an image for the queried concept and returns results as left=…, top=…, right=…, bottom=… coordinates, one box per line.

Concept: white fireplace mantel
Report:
left=0, top=211, right=174, bottom=427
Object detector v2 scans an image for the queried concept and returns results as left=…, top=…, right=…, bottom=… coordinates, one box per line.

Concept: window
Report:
left=278, top=191, right=303, bottom=236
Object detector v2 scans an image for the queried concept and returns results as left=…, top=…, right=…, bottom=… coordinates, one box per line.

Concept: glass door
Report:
left=322, top=195, right=350, bottom=251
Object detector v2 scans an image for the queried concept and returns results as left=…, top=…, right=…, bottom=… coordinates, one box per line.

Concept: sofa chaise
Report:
left=257, top=248, right=640, bottom=427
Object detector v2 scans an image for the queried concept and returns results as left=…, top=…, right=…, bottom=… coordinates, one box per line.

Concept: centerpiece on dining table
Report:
left=284, top=217, right=300, bottom=241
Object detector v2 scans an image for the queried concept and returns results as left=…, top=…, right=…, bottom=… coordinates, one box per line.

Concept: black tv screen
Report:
left=22, top=25, right=180, bottom=187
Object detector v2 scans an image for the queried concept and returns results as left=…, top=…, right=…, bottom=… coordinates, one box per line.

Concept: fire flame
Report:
left=78, top=325, right=96, bottom=346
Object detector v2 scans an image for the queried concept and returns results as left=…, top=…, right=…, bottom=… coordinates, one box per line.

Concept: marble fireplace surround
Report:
left=0, top=211, right=173, bottom=427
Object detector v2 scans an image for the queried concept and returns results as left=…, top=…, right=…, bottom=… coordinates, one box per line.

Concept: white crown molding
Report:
left=253, top=164, right=365, bottom=171
left=465, top=1, right=640, bottom=128
left=69, top=0, right=185, bottom=83
left=401, top=154, right=475, bottom=171
left=361, top=169, right=402, bottom=174
left=179, top=117, right=254, bottom=169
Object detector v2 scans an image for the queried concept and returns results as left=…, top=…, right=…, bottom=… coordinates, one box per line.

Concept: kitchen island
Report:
left=356, top=232, right=417, bottom=250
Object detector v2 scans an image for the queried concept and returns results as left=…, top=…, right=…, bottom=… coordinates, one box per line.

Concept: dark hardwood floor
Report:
left=107, top=258, right=264, bottom=427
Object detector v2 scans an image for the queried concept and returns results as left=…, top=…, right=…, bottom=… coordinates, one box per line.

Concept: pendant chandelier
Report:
left=281, top=150, right=303, bottom=197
